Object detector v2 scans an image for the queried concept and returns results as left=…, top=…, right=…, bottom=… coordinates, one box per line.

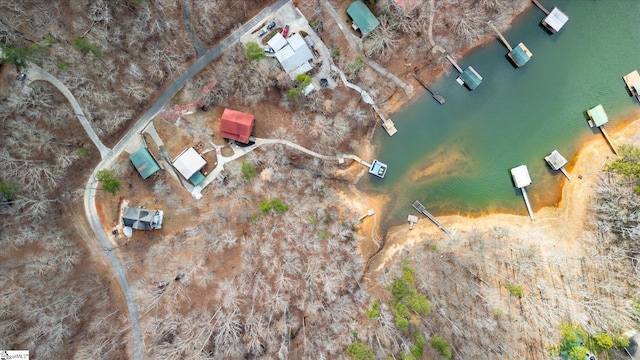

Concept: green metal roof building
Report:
left=130, top=147, right=161, bottom=179
left=459, top=66, right=483, bottom=90
left=508, top=43, right=533, bottom=68
left=587, top=104, right=609, bottom=127
left=347, top=0, right=380, bottom=37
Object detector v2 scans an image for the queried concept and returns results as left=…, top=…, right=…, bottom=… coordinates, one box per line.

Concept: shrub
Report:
left=567, top=346, right=587, bottom=360
left=504, top=283, right=523, bottom=298
left=58, top=62, right=70, bottom=70
left=592, top=333, right=614, bottom=351
left=0, top=181, right=20, bottom=201
left=95, top=169, right=121, bottom=195
left=366, top=300, right=380, bottom=319
left=260, top=199, right=289, bottom=214
left=295, top=73, right=312, bottom=88
left=405, top=293, right=431, bottom=315
left=102, top=178, right=121, bottom=195
left=287, top=88, right=300, bottom=98
left=245, top=42, right=265, bottom=62
left=430, top=334, right=452, bottom=359
left=241, top=161, right=257, bottom=180
left=347, top=343, right=374, bottom=360
left=73, top=38, right=103, bottom=58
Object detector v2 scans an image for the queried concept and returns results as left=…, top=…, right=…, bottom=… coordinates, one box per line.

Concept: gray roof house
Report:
left=122, top=207, right=163, bottom=231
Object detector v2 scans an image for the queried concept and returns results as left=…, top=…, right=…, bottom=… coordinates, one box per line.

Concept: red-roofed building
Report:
left=220, top=108, right=254, bottom=144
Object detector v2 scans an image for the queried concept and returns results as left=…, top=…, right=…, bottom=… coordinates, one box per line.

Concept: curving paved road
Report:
left=26, top=64, right=111, bottom=158
left=82, top=1, right=290, bottom=359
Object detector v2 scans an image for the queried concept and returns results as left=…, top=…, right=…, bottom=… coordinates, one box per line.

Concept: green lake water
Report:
left=360, top=0, right=640, bottom=226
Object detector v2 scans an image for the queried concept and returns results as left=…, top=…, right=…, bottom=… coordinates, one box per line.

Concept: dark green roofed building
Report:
left=347, top=0, right=380, bottom=37
left=130, top=147, right=160, bottom=179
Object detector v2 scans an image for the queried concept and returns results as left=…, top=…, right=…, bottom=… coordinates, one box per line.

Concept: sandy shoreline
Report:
left=366, top=115, right=640, bottom=272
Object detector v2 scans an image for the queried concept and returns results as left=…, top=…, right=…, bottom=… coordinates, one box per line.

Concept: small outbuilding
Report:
left=172, top=147, right=207, bottom=185
left=130, top=147, right=160, bottom=179
left=122, top=207, right=163, bottom=231
left=347, top=0, right=380, bottom=37
left=221, top=108, right=255, bottom=144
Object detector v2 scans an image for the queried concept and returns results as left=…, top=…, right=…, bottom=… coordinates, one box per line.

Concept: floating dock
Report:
left=412, top=200, right=451, bottom=235
left=510, top=165, right=535, bottom=221
left=623, top=70, right=640, bottom=102
left=587, top=104, right=619, bottom=155
left=446, top=54, right=483, bottom=90
left=532, top=0, right=569, bottom=33
left=413, top=74, right=445, bottom=104
left=368, top=159, right=388, bottom=178
left=544, top=150, right=571, bottom=180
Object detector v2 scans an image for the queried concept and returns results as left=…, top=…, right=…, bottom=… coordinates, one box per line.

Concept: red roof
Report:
left=220, top=108, right=254, bottom=144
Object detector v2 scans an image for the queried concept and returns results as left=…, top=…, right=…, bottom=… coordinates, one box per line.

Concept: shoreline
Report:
left=369, top=115, right=640, bottom=272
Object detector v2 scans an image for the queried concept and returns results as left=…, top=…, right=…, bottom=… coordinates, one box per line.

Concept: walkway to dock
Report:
left=445, top=54, right=463, bottom=74
left=531, top=0, right=550, bottom=14
left=332, top=64, right=397, bottom=136
left=412, top=200, right=452, bottom=236
left=413, top=74, right=445, bottom=104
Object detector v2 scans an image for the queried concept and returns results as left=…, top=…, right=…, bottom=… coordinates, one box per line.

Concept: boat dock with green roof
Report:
left=490, top=23, right=532, bottom=68
left=445, top=54, right=483, bottom=91
left=587, top=104, right=619, bottom=155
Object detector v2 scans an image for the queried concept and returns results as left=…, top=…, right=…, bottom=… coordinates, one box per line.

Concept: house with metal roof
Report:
left=172, top=147, right=207, bottom=186
left=508, top=43, right=533, bottom=67
left=347, top=0, right=380, bottom=37
left=267, top=32, right=288, bottom=52
left=542, top=7, right=569, bottom=33
left=122, top=207, right=163, bottom=231
left=130, top=147, right=160, bottom=179
left=272, top=33, right=314, bottom=75
left=221, top=108, right=254, bottom=144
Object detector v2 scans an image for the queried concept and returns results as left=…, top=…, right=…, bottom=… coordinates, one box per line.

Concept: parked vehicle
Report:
left=258, top=28, right=267, bottom=37
left=267, top=21, right=276, bottom=30
left=264, top=46, right=275, bottom=54
left=282, top=25, right=289, bottom=38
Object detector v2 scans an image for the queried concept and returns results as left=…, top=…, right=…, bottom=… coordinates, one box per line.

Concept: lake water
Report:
left=360, top=0, right=640, bottom=226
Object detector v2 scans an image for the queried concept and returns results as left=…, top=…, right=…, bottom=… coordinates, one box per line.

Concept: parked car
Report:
left=264, top=46, right=275, bottom=54
left=282, top=25, right=289, bottom=38
left=258, top=28, right=267, bottom=37
left=267, top=21, right=276, bottom=30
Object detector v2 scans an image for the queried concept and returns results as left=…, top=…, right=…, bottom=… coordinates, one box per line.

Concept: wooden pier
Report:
left=412, top=200, right=451, bottom=236
left=531, top=0, right=549, bottom=14
left=413, top=74, right=445, bottom=104
left=445, top=54, right=463, bottom=74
